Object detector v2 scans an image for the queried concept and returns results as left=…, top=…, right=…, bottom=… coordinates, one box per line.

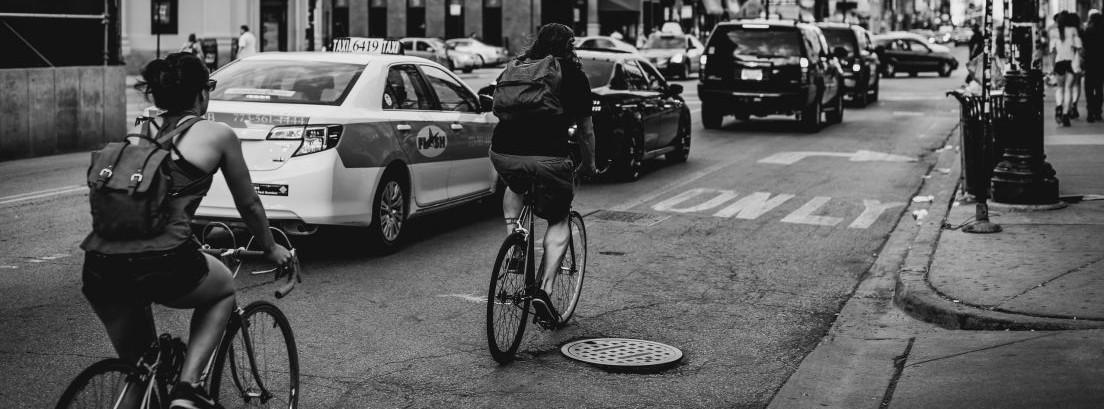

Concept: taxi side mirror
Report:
left=478, top=94, right=494, bottom=113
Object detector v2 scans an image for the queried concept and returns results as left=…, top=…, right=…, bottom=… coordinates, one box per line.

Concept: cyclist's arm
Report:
left=576, top=116, right=597, bottom=175
left=215, top=124, right=292, bottom=264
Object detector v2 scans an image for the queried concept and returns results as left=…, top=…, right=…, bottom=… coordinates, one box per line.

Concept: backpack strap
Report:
left=154, top=116, right=203, bottom=147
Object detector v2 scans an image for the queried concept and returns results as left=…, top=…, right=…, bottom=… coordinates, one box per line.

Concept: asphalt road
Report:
left=0, top=47, right=968, bottom=408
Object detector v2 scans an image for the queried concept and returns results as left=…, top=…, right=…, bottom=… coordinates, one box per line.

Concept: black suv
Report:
left=577, top=50, right=692, bottom=181
left=817, top=22, right=880, bottom=106
left=698, top=20, right=845, bottom=131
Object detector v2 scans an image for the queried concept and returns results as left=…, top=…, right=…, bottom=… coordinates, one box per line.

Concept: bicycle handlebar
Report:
left=197, top=224, right=302, bottom=299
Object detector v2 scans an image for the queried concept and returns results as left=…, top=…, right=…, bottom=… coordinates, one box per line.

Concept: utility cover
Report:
left=561, top=338, right=683, bottom=370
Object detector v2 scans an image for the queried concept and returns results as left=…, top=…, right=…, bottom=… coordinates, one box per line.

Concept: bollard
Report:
left=947, top=90, right=1002, bottom=233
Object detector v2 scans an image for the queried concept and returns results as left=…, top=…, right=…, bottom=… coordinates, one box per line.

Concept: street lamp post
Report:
left=989, top=0, right=1063, bottom=207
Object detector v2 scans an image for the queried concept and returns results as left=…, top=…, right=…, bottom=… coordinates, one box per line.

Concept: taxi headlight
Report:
left=267, top=124, right=343, bottom=157
left=670, top=53, right=684, bottom=63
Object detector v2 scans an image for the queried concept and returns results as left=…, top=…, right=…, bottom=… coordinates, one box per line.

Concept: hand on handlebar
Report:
left=265, top=244, right=294, bottom=267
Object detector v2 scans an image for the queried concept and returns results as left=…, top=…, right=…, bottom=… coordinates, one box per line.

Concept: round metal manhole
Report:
left=561, top=338, right=683, bottom=369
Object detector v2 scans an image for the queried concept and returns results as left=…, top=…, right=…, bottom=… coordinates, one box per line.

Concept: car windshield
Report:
left=580, top=59, right=615, bottom=88
left=211, top=60, right=363, bottom=105
left=644, top=36, right=686, bottom=49
left=711, top=27, right=803, bottom=58
left=822, top=29, right=856, bottom=56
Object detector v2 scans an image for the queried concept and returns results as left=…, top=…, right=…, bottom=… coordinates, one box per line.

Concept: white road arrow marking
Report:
left=758, top=150, right=917, bottom=165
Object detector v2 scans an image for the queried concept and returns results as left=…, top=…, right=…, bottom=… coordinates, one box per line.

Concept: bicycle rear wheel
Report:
left=210, top=301, right=300, bottom=409
left=486, top=233, right=531, bottom=363
left=550, top=211, right=587, bottom=325
left=55, top=359, right=141, bottom=409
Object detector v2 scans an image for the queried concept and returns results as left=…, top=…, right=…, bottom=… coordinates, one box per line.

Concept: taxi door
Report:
left=417, top=64, right=495, bottom=200
left=383, top=64, right=450, bottom=205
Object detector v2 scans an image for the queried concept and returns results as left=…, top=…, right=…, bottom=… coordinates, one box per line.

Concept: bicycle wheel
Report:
left=486, top=232, right=531, bottom=363
left=210, top=301, right=300, bottom=409
left=55, top=359, right=142, bottom=409
left=550, top=211, right=587, bottom=325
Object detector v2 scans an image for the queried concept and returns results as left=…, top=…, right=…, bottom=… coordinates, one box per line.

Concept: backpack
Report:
left=492, top=55, right=564, bottom=121
left=86, top=116, right=204, bottom=240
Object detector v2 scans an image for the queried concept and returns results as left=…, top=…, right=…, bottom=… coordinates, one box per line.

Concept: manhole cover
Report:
left=561, top=338, right=683, bottom=369
left=589, top=210, right=670, bottom=227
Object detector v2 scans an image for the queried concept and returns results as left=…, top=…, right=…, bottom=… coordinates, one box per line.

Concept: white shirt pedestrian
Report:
left=237, top=28, right=258, bottom=59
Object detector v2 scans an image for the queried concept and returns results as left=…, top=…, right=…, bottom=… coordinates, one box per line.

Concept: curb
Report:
left=891, top=133, right=1104, bottom=331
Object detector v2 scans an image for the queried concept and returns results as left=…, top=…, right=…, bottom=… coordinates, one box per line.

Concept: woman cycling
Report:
left=1052, top=11, right=1082, bottom=127
left=80, top=52, right=292, bottom=409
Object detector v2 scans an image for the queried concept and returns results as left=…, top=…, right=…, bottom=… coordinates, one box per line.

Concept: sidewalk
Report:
left=768, top=91, right=1104, bottom=408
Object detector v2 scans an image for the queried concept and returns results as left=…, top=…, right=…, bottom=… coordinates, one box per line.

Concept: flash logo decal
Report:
left=416, top=125, right=448, bottom=158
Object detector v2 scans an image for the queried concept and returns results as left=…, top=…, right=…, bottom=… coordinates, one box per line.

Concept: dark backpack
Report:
left=86, top=116, right=204, bottom=240
left=492, top=55, right=564, bottom=120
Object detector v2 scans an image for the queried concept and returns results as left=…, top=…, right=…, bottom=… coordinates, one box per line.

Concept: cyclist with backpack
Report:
left=489, top=23, right=597, bottom=324
left=81, top=52, right=292, bottom=409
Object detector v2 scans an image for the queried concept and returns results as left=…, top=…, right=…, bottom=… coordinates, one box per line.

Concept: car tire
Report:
left=938, top=62, right=953, bottom=77
left=368, top=169, right=408, bottom=253
left=800, top=97, right=823, bottom=132
left=826, top=89, right=844, bottom=124
left=666, top=110, right=691, bottom=163
left=611, top=127, right=644, bottom=182
left=462, top=66, right=473, bottom=73
left=702, top=105, right=723, bottom=129
left=883, top=62, right=896, bottom=78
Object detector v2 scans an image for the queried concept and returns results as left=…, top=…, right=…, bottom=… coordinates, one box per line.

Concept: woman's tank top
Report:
left=81, top=117, right=215, bottom=254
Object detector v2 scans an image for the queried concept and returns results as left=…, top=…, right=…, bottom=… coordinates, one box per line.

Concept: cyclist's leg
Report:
left=160, top=253, right=235, bottom=384
left=541, top=215, right=570, bottom=292
left=87, top=299, right=156, bottom=364
left=502, top=187, right=524, bottom=234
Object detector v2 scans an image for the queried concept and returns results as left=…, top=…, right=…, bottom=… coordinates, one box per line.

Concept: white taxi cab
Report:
left=194, top=38, right=499, bottom=251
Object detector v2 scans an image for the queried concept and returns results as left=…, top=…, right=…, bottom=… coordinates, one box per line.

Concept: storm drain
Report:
left=561, top=338, right=683, bottom=370
left=588, top=210, right=670, bottom=227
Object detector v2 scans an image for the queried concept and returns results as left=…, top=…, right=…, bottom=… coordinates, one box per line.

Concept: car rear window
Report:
left=580, top=59, right=615, bottom=88
left=822, top=28, right=857, bottom=56
left=644, top=36, right=687, bottom=49
left=212, top=60, right=363, bottom=105
left=709, top=27, right=803, bottom=58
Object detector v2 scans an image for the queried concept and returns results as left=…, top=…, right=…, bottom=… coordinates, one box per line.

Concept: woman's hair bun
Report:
left=138, top=53, right=210, bottom=112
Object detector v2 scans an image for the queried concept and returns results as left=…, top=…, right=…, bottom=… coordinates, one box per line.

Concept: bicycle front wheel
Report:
left=211, top=301, right=300, bottom=409
left=486, top=233, right=531, bottom=364
left=551, top=211, right=587, bottom=325
left=55, top=359, right=142, bottom=409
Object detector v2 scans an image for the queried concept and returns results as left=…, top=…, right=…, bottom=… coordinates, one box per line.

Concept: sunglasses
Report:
left=205, top=79, right=217, bottom=92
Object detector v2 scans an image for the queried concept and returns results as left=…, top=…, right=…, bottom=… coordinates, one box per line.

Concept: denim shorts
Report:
left=490, top=150, right=574, bottom=222
left=82, top=240, right=209, bottom=306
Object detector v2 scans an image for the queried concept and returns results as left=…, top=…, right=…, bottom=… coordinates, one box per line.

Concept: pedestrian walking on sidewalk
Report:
left=1085, top=10, right=1104, bottom=122
left=1067, top=13, right=1086, bottom=120
left=237, top=25, right=257, bottom=60
left=1052, top=11, right=1082, bottom=127
left=179, top=33, right=204, bottom=61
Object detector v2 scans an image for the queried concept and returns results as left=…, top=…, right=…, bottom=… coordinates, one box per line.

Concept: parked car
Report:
left=400, top=37, right=478, bottom=73
left=445, top=38, right=508, bottom=67
left=817, top=22, right=880, bottom=105
left=951, top=26, right=975, bottom=45
left=873, top=32, right=958, bottom=77
left=909, top=29, right=939, bottom=44
left=577, top=49, right=692, bottom=181
left=638, top=32, right=706, bottom=80
left=698, top=20, right=845, bottom=131
left=575, top=35, right=639, bottom=54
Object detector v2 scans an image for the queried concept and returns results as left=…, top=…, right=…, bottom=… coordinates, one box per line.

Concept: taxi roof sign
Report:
left=331, top=37, right=404, bottom=55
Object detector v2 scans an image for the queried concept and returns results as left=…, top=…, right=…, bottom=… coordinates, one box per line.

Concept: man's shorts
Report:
left=82, top=240, right=209, bottom=306
left=1055, top=60, right=1074, bottom=75
left=490, top=150, right=574, bottom=222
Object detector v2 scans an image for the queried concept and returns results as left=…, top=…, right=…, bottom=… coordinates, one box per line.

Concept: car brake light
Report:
left=266, top=125, right=343, bottom=157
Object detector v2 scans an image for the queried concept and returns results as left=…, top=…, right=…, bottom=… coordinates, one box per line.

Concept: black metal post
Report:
left=990, top=0, right=1062, bottom=207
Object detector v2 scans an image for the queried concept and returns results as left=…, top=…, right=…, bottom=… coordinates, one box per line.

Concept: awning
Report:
left=703, top=0, right=725, bottom=15
left=600, top=0, right=641, bottom=12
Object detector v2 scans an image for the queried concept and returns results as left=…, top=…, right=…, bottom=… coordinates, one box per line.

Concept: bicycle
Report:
left=55, top=224, right=302, bottom=409
left=485, top=179, right=588, bottom=364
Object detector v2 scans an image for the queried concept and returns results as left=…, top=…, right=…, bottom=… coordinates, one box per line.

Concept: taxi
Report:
left=194, top=38, right=499, bottom=251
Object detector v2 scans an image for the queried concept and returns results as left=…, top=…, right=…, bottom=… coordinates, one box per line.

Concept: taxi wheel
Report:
left=369, top=172, right=407, bottom=252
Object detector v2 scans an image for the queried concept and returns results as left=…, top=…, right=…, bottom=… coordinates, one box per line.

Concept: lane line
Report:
left=0, top=185, right=86, bottom=206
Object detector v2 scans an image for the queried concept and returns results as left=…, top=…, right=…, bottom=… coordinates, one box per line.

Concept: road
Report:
left=0, top=48, right=967, bottom=408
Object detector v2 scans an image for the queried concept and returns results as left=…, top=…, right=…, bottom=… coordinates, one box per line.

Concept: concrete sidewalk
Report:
left=768, top=92, right=1104, bottom=409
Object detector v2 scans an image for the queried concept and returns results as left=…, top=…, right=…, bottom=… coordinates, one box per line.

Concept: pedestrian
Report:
left=237, top=25, right=257, bottom=59
left=1051, top=11, right=1082, bottom=127
left=179, top=33, right=204, bottom=61
left=968, top=23, right=983, bottom=60
left=1067, top=12, right=1085, bottom=119
left=488, top=23, right=596, bottom=324
left=82, top=52, right=292, bottom=409
left=1085, top=10, right=1104, bottom=122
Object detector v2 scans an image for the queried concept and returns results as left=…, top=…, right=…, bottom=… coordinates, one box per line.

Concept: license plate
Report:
left=740, top=69, right=763, bottom=81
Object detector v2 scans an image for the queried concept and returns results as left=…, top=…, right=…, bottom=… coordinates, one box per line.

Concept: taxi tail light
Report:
left=266, top=125, right=343, bottom=157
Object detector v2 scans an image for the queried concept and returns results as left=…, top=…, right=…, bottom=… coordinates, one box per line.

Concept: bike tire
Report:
left=55, top=359, right=143, bottom=409
left=550, top=211, right=587, bottom=325
left=210, top=301, right=300, bottom=409
left=486, top=232, right=531, bottom=364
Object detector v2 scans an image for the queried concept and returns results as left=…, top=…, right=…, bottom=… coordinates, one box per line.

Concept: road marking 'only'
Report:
left=651, top=188, right=904, bottom=229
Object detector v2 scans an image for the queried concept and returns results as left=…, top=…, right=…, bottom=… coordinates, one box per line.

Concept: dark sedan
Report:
left=873, top=32, right=958, bottom=77
left=578, top=50, right=692, bottom=181
left=818, top=22, right=880, bottom=105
